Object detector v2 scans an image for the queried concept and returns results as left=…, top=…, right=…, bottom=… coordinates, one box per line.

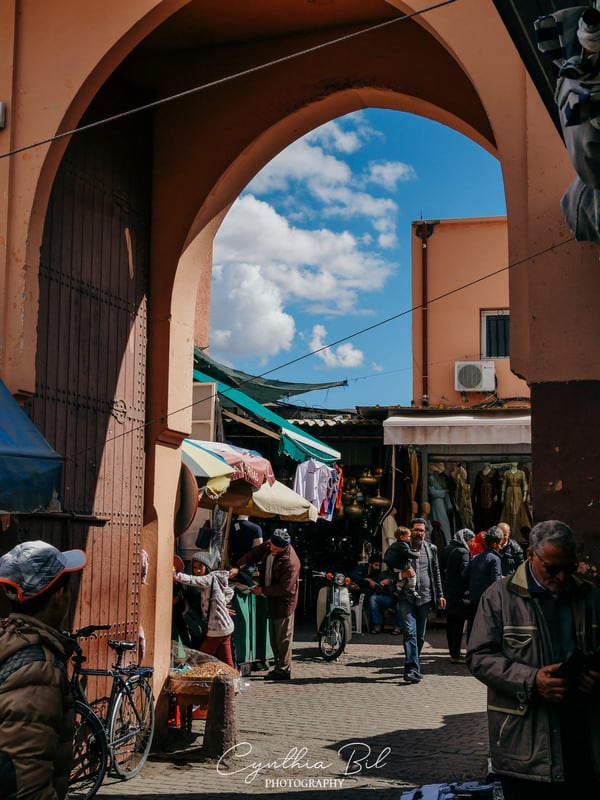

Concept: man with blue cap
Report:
left=230, top=528, right=300, bottom=681
left=0, top=539, right=87, bottom=799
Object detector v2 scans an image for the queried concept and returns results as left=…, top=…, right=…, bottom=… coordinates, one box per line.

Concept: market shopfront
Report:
left=382, top=412, right=532, bottom=548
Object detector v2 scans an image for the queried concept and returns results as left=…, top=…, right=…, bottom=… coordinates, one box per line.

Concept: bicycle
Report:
left=66, top=624, right=155, bottom=800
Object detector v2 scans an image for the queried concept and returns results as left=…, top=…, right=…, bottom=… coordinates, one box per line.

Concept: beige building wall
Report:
left=411, top=217, right=530, bottom=409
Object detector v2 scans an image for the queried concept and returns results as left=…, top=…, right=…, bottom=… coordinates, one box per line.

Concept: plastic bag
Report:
left=400, top=782, right=503, bottom=800
left=167, top=641, right=244, bottom=695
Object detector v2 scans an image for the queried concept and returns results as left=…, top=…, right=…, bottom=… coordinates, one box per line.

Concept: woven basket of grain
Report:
left=167, top=660, right=239, bottom=695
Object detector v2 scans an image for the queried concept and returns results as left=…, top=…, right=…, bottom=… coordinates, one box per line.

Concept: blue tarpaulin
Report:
left=0, top=380, right=63, bottom=512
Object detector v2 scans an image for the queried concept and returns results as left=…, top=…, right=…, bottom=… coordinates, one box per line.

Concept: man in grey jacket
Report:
left=467, top=519, right=600, bottom=799
left=395, top=518, right=445, bottom=683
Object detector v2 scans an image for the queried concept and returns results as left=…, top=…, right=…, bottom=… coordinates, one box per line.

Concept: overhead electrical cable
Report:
left=66, top=234, right=574, bottom=461
left=0, top=0, right=457, bottom=160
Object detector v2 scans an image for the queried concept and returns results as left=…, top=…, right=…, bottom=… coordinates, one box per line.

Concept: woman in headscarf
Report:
left=442, top=528, right=474, bottom=664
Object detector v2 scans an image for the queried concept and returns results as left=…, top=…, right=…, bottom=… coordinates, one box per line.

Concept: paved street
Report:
left=95, top=619, right=489, bottom=799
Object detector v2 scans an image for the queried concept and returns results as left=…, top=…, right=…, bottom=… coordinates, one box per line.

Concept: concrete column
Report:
left=531, top=381, right=600, bottom=572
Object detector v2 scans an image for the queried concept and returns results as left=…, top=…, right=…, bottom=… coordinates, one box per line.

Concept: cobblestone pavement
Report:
left=95, top=621, right=489, bottom=799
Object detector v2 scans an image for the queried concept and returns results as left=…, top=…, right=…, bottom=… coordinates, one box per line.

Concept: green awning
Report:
left=193, top=369, right=340, bottom=465
left=194, top=347, right=347, bottom=405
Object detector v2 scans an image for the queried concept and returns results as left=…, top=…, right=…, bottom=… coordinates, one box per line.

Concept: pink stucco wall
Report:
left=2, top=0, right=600, bottom=712
left=411, top=217, right=530, bottom=408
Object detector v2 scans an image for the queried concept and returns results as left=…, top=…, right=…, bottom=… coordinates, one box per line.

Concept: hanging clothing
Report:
left=452, top=465, right=474, bottom=531
left=472, top=468, right=500, bottom=532
left=499, top=469, right=532, bottom=533
left=293, top=458, right=338, bottom=518
left=319, top=467, right=340, bottom=521
left=428, top=472, right=453, bottom=545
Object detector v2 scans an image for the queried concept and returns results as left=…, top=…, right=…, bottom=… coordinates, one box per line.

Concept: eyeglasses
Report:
left=535, top=554, right=578, bottom=576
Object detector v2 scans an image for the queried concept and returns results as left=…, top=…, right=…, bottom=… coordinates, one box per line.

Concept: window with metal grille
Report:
left=481, top=310, right=510, bottom=358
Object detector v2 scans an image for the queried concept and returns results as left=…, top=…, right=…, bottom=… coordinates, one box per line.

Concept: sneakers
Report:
left=399, top=588, right=421, bottom=601
left=403, top=670, right=422, bottom=684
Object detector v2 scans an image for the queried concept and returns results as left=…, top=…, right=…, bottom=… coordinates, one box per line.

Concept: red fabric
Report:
left=468, top=531, right=486, bottom=557
left=334, top=464, right=344, bottom=509
left=199, top=634, right=234, bottom=667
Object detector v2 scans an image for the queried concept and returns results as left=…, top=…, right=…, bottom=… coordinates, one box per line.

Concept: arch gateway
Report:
left=1, top=0, right=599, bottom=725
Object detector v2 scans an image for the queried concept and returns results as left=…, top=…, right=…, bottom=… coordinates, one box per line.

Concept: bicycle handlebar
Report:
left=65, top=623, right=112, bottom=640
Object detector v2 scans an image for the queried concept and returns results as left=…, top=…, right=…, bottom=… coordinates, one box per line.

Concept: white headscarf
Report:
left=453, top=528, right=474, bottom=547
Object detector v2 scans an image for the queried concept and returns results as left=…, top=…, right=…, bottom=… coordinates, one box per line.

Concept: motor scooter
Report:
left=313, top=570, right=352, bottom=661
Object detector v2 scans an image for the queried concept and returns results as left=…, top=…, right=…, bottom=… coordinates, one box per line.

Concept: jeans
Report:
left=396, top=599, right=431, bottom=674
left=369, top=594, right=401, bottom=628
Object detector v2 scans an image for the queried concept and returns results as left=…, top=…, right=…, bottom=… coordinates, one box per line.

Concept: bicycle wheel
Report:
left=108, top=676, right=155, bottom=779
left=68, top=700, right=108, bottom=800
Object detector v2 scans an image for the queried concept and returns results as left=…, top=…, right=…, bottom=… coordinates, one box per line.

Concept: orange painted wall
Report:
left=411, top=217, right=530, bottom=408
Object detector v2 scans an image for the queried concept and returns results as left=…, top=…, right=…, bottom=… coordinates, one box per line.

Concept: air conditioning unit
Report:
left=455, top=360, right=496, bottom=392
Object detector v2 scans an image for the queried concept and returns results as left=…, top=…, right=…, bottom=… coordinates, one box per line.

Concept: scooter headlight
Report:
left=333, top=573, right=346, bottom=586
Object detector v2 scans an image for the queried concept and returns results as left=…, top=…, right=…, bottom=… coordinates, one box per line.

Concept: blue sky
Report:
left=210, top=109, right=506, bottom=410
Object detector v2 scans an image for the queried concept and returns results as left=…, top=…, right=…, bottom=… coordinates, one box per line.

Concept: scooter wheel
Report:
left=318, top=617, right=346, bottom=661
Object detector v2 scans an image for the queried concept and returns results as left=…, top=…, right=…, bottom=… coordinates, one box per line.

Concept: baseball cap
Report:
left=0, top=540, right=87, bottom=602
left=270, top=529, right=290, bottom=547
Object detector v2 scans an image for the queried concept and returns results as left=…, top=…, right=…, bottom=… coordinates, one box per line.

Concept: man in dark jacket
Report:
left=395, top=518, right=446, bottom=683
left=498, top=522, right=524, bottom=577
left=230, top=528, right=300, bottom=681
left=467, top=520, right=600, bottom=798
left=466, top=525, right=503, bottom=639
left=442, top=528, right=474, bottom=663
left=0, top=540, right=87, bottom=800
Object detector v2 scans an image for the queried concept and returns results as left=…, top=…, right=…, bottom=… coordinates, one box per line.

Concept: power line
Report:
left=67, top=233, right=573, bottom=462
left=0, top=0, right=457, bottom=160
left=4, top=0, right=559, bottom=461
left=252, top=236, right=574, bottom=380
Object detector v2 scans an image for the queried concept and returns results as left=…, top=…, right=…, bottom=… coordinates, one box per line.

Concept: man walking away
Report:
left=230, top=528, right=300, bottom=681
left=466, top=525, right=503, bottom=640
left=467, top=520, right=600, bottom=799
left=0, top=540, right=87, bottom=800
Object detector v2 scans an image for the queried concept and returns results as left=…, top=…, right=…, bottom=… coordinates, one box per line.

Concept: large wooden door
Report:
left=25, top=91, right=152, bottom=671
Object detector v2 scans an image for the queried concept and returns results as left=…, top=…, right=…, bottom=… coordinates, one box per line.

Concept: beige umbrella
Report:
left=197, top=479, right=317, bottom=568
left=238, top=479, right=318, bottom=523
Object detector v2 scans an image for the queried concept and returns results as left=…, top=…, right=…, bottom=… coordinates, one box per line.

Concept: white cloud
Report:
left=209, top=113, right=411, bottom=365
left=246, top=122, right=412, bottom=250
left=306, top=118, right=365, bottom=154
left=214, top=194, right=392, bottom=306
left=309, top=324, right=364, bottom=369
left=210, top=263, right=295, bottom=362
left=249, top=139, right=351, bottom=195
left=366, top=161, right=417, bottom=190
